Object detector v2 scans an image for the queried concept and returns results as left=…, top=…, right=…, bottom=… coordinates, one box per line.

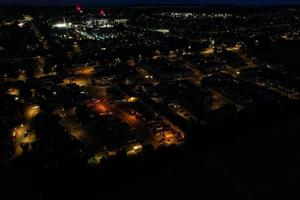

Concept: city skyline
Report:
left=0, top=3, right=299, bottom=200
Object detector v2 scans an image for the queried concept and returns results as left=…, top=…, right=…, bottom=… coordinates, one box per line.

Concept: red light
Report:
left=76, top=4, right=82, bottom=13
left=99, top=8, right=106, bottom=17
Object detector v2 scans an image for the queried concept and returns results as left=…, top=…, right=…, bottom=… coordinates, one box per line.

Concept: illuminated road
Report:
left=61, top=66, right=95, bottom=87
left=208, top=88, right=243, bottom=111
left=11, top=104, right=40, bottom=159
left=88, top=99, right=159, bottom=147
left=61, top=116, right=104, bottom=152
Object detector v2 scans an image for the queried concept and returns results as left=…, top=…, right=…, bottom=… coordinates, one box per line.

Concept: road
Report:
left=88, top=98, right=158, bottom=147
left=11, top=104, right=40, bottom=160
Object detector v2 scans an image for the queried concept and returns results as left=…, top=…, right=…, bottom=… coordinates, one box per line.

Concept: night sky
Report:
left=1, top=0, right=300, bottom=6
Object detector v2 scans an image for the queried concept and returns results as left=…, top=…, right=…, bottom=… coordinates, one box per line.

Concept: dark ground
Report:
left=1, top=113, right=299, bottom=200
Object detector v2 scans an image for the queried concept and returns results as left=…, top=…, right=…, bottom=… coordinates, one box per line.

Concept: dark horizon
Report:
left=1, top=0, right=300, bottom=6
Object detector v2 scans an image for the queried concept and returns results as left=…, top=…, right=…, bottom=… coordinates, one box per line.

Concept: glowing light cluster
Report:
left=76, top=4, right=83, bottom=13
left=99, top=8, right=106, bottom=17
left=53, top=22, right=72, bottom=28
left=53, top=23, right=67, bottom=28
